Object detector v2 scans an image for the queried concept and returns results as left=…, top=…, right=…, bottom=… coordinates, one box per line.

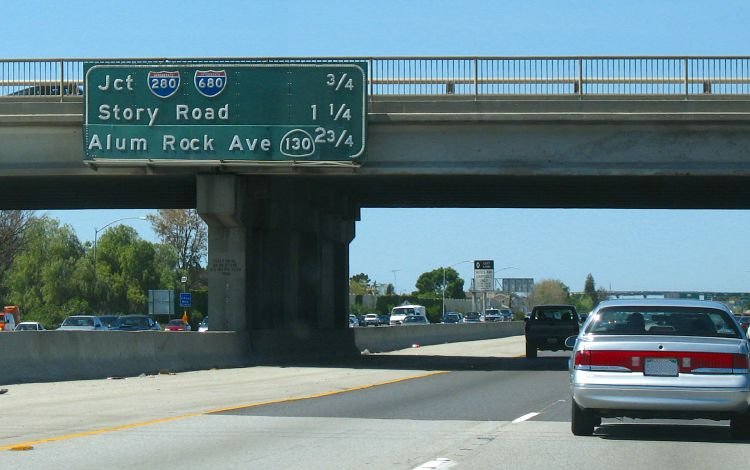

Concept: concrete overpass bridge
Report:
left=2, top=56, right=750, bottom=356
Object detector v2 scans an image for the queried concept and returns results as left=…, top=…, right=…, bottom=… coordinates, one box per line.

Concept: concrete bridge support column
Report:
left=244, top=177, right=359, bottom=357
left=197, top=175, right=247, bottom=332
left=198, top=175, right=360, bottom=358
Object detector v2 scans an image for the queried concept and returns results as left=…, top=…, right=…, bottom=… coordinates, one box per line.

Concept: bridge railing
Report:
left=2, top=57, right=750, bottom=98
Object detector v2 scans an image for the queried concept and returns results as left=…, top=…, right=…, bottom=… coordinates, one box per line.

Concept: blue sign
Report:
left=179, top=293, right=192, bottom=308
left=194, top=70, right=227, bottom=97
left=147, top=70, right=180, bottom=98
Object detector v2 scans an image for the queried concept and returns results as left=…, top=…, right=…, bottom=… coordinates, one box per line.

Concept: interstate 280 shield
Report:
left=147, top=71, right=180, bottom=98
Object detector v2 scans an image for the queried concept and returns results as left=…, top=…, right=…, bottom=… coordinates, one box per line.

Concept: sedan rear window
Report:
left=585, top=306, right=740, bottom=338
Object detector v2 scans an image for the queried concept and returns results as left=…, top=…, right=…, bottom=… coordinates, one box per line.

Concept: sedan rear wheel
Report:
left=571, top=401, right=596, bottom=436
left=730, top=412, right=750, bottom=440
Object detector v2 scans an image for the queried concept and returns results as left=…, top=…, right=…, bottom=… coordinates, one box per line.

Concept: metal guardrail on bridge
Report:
left=2, top=56, right=750, bottom=98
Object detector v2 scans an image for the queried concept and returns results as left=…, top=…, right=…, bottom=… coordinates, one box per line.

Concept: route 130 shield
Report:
left=194, top=70, right=227, bottom=98
left=147, top=71, right=180, bottom=98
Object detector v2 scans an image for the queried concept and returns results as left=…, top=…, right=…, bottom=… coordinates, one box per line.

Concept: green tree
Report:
left=94, top=225, right=166, bottom=313
left=0, top=210, right=35, bottom=298
left=584, top=273, right=599, bottom=305
left=349, top=273, right=371, bottom=295
left=148, top=209, right=208, bottom=273
left=528, top=279, right=570, bottom=307
left=414, top=267, right=465, bottom=299
left=4, top=217, right=88, bottom=327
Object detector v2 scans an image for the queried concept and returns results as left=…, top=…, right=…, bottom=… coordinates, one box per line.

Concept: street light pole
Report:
left=442, top=260, right=472, bottom=317
left=93, top=216, right=148, bottom=305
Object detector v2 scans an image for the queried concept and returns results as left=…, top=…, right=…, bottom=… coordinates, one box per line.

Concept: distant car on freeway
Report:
left=363, top=313, right=380, bottom=326
left=7, top=83, right=83, bottom=96
left=737, top=316, right=750, bottom=333
left=198, top=317, right=209, bottom=332
left=568, top=299, right=750, bottom=439
left=98, top=315, right=121, bottom=330
left=348, top=314, right=359, bottom=328
left=14, top=321, right=45, bottom=331
left=117, top=315, right=160, bottom=331
left=164, top=319, right=191, bottom=332
left=57, top=315, right=106, bottom=331
left=378, top=314, right=390, bottom=326
left=498, top=308, right=513, bottom=321
left=441, top=312, right=462, bottom=324
left=484, top=308, right=502, bottom=322
left=463, top=312, right=482, bottom=323
left=402, top=314, right=430, bottom=326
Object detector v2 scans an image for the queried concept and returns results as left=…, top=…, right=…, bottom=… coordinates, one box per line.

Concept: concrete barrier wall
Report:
left=354, top=321, right=524, bottom=353
left=1, top=331, right=251, bottom=384
left=1, top=322, right=524, bottom=384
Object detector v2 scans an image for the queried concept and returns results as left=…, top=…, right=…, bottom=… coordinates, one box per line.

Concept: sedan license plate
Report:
left=644, top=358, right=679, bottom=376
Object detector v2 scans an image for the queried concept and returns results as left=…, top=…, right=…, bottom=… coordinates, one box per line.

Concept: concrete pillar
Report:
left=197, top=174, right=247, bottom=332
left=197, top=175, right=360, bottom=356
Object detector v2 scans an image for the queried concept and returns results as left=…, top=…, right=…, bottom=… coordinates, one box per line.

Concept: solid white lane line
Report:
left=512, top=412, right=540, bottom=424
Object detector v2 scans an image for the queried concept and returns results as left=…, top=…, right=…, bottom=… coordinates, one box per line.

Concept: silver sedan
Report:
left=567, top=299, right=750, bottom=439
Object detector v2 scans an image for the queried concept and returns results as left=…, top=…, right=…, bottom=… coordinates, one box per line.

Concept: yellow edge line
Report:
left=0, top=370, right=447, bottom=451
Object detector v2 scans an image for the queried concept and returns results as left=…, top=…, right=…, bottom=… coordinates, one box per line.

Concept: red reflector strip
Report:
left=575, top=350, right=749, bottom=374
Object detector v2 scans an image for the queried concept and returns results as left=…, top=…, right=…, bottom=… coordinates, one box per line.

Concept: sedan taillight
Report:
left=574, top=349, right=749, bottom=374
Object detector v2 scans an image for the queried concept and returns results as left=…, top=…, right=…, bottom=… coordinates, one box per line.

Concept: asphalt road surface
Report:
left=1, top=337, right=749, bottom=469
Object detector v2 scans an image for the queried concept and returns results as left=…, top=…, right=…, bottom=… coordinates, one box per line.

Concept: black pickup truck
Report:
left=524, top=304, right=580, bottom=359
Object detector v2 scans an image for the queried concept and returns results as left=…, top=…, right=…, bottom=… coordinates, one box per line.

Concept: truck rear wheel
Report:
left=525, top=341, right=537, bottom=359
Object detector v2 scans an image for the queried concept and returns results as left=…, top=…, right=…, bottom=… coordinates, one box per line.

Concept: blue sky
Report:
left=11, top=0, right=750, bottom=292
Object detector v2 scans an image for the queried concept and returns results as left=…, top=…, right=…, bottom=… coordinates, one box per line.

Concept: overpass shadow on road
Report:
left=253, top=354, right=570, bottom=372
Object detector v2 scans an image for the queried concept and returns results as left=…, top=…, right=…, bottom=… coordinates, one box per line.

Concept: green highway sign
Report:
left=84, top=63, right=366, bottom=163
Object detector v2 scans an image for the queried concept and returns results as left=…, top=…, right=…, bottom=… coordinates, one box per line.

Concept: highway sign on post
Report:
left=179, top=292, right=192, bottom=308
left=474, top=260, right=495, bottom=292
left=83, top=62, right=367, bottom=163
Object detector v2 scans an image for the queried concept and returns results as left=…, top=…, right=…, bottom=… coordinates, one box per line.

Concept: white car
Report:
left=15, top=321, right=45, bottom=331
left=363, top=314, right=379, bottom=326
left=568, top=299, right=750, bottom=439
left=57, top=315, right=106, bottom=331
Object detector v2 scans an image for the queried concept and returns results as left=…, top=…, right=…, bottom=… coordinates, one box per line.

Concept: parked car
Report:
left=117, top=314, right=160, bottom=331
left=463, top=312, right=482, bottom=323
left=164, top=319, right=191, bottom=331
left=98, top=315, right=121, bottom=330
left=198, top=317, right=209, bottom=332
left=441, top=312, right=462, bottom=324
left=567, top=299, right=750, bottom=439
left=363, top=313, right=380, bottom=326
left=402, top=314, right=430, bottom=325
left=57, top=315, right=106, bottom=331
left=524, top=304, right=580, bottom=359
left=14, top=321, right=45, bottom=331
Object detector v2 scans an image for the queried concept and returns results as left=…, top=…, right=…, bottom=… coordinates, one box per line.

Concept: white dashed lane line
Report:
left=512, top=399, right=567, bottom=423
left=413, top=457, right=457, bottom=469
left=512, top=412, right=540, bottom=424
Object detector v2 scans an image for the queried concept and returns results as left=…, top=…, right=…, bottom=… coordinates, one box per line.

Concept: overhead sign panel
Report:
left=83, top=63, right=366, bottom=163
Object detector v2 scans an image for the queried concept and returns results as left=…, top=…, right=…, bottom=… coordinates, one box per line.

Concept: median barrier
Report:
left=353, top=321, right=524, bottom=353
left=1, top=330, right=251, bottom=384
left=1, top=322, right=524, bottom=384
